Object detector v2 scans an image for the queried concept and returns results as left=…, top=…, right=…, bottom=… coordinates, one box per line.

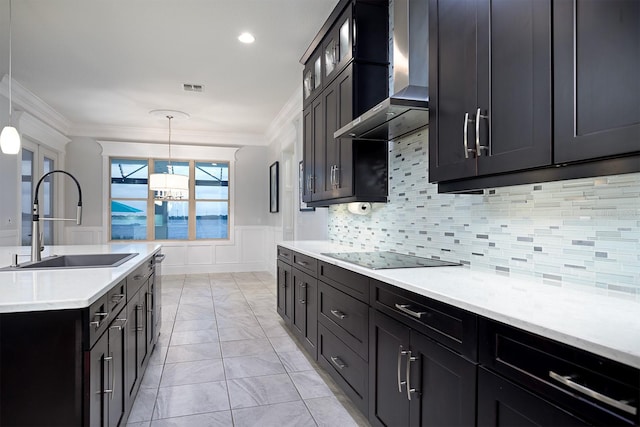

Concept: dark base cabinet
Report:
left=275, top=246, right=640, bottom=427
left=0, top=253, right=162, bottom=426
left=478, top=368, right=589, bottom=427
left=369, top=309, right=477, bottom=427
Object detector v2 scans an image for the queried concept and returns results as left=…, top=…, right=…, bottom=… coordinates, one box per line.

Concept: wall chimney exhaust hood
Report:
left=334, top=0, right=429, bottom=142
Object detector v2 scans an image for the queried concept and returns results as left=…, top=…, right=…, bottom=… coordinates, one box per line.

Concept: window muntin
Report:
left=109, top=158, right=230, bottom=241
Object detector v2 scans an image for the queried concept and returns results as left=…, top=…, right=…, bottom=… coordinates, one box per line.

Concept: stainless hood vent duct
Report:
left=334, top=0, right=429, bottom=141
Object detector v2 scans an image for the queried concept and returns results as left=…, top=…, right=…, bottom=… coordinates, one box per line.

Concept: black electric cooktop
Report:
left=321, top=251, right=461, bottom=270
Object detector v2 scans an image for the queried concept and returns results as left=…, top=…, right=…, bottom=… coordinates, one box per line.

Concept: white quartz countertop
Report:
left=279, top=241, right=640, bottom=370
left=0, top=243, right=162, bottom=313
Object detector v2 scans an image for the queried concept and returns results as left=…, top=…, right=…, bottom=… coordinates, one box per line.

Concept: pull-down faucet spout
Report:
left=31, top=170, right=83, bottom=262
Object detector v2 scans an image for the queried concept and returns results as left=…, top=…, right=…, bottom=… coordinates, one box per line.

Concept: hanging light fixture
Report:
left=149, top=112, right=189, bottom=199
left=1, top=0, right=21, bottom=155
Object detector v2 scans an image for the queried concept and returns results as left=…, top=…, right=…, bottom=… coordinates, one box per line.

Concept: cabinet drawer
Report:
left=370, top=280, right=477, bottom=360
left=88, top=293, right=110, bottom=348
left=318, top=261, right=369, bottom=303
left=127, top=259, right=153, bottom=301
left=277, top=246, right=293, bottom=264
left=107, top=279, right=127, bottom=317
left=318, top=323, right=368, bottom=415
left=318, top=281, right=368, bottom=360
left=292, top=252, right=317, bottom=277
left=480, top=318, right=639, bottom=426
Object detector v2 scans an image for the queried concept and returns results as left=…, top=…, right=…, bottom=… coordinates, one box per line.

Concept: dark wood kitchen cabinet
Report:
left=369, top=303, right=477, bottom=427
left=291, top=268, right=318, bottom=358
left=553, top=0, right=640, bottom=163
left=478, top=318, right=640, bottom=426
left=276, top=260, right=293, bottom=325
left=429, top=0, right=552, bottom=183
left=0, top=253, right=162, bottom=426
left=301, top=0, right=389, bottom=206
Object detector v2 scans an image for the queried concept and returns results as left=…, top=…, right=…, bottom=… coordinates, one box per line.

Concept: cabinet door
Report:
left=320, top=66, right=355, bottom=201
left=369, top=310, right=411, bottom=427
left=311, top=95, right=325, bottom=202
left=303, top=50, right=323, bottom=106
left=146, top=278, right=154, bottom=350
left=475, top=0, right=552, bottom=175
left=89, top=334, right=108, bottom=427
left=554, top=0, right=640, bottom=163
left=323, top=5, right=352, bottom=83
left=302, top=106, right=313, bottom=203
left=108, top=321, right=126, bottom=427
left=428, top=0, right=479, bottom=182
left=408, top=330, right=476, bottom=427
left=125, top=294, right=138, bottom=398
left=291, top=268, right=318, bottom=358
left=477, top=368, right=588, bottom=426
left=276, top=260, right=292, bottom=324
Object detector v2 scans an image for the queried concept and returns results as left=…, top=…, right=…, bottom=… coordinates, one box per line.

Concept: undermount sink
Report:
left=2, top=253, right=138, bottom=271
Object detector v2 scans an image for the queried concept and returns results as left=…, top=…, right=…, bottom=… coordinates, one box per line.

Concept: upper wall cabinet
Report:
left=430, top=0, right=640, bottom=192
left=553, top=0, right=640, bottom=163
left=301, top=0, right=389, bottom=206
left=428, top=0, right=552, bottom=183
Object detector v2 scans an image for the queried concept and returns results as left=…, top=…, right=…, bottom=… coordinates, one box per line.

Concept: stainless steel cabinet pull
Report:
left=296, top=260, right=309, bottom=266
left=154, top=253, right=166, bottom=262
left=334, top=167, right=339, bottom=188
left=330, top=356, right=347, bottom=370
left=397, top=346, right=407, bottom=392
left=463, top=112, right=475, bottom=159
left=395, top=303, right=427, bottom=319
left=330, top=309, right=346, bottom=320
left=475, top=108, right=488, bottom=156
left=406, top=351, right=418, bottom=401
left=111, top=294, right=125, bottom=304
left=109, top=317, right=128, bottom=330
left=133, top=274, right=143, bottom=280
left=146, top=293, right=153, bottom=313
left=90, top=312, right=109, bottom=328
left=299, top=283, right=307, bottom=304
left=549, top=371, right=637, bottom=415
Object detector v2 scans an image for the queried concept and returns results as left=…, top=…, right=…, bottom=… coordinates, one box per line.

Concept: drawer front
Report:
left=277, top=245, right=293, bottom=264
left=318, top=261, right=369, bottom=303
left=107, top=278, right=127, bottom=317
left=318, top=323, right=368, bottom=415
left=480, top=318, right=639, bottom=426
left=292, top=251, right=318, bottom=277
left=371, top=280, right=477, bottom=360
left=88, top=293, right=110, bottom=347
left=127, top=259, right=153, bottom=301
left=318, top=281, right=368, bottom=360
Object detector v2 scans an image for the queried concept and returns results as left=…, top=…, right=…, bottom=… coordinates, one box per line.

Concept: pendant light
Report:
left=149, top=113, right=189, bottom=199
left=1, top=0, right=21, bottom=154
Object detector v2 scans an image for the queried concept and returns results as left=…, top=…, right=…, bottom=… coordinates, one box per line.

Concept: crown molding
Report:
left=17, top=111, right=71, bottom=152
left=98, top=140, right=239, bottom=162
left=0, top=74, right=72, bottom=135
left=71, top=124, right=268, bottom=147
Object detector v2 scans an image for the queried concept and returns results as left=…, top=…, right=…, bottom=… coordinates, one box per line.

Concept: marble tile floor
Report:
left=127, top=271, right=370, bottom=427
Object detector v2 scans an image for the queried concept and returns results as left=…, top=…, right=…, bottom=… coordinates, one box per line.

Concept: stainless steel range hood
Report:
left=334, top=0, right=429, bottom=141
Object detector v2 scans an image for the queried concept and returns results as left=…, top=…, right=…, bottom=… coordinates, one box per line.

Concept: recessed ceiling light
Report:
left=238, top=32, right=255, bottom=44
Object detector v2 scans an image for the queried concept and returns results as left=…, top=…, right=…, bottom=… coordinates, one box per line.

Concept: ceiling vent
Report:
left=183, top=83, right=204, bottom=92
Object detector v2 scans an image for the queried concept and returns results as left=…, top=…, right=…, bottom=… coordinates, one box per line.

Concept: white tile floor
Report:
left=126, top=272, right=370, bottom=427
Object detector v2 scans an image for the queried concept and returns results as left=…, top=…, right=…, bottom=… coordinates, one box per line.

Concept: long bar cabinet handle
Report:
left=549, top=371, right=637, bottom=415
left=395, top=303, right=426, bottom=319
left=406, top=351, right=418, bottom=401
left=397, top=346, right=407, bottom=392
left=475, top=107, right=488, bottom=156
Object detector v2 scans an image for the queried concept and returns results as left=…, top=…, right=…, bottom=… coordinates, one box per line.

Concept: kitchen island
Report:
left=277, top=240, right=640, bottom=426
left=0, top=243, right=162, bottom=426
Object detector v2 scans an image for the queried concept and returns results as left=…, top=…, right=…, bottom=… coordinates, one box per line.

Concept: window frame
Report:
left=108, top=156, right=231, bottom=242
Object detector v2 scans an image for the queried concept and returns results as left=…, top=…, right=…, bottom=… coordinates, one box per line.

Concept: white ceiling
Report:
left=0, top=0, right=339, bottom=145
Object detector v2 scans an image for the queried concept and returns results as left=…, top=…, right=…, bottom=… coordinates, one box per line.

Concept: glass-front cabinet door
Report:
left=303, top=49, right=323, bottom=105
left=323, top=6, right=353, bottom=82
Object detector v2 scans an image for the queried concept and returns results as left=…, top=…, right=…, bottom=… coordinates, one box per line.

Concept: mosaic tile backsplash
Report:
left=328, top=131, right=640, bottom=294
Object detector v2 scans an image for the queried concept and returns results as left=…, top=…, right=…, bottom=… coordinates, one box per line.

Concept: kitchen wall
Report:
left=329, top=130, right=640, bottom=295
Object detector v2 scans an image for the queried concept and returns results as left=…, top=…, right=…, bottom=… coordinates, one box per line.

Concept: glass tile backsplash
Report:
left=328, top=131, right=640, bottom=294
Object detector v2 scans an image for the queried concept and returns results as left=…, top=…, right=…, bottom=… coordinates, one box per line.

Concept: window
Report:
left=109, top=158, right=230, bottom=241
